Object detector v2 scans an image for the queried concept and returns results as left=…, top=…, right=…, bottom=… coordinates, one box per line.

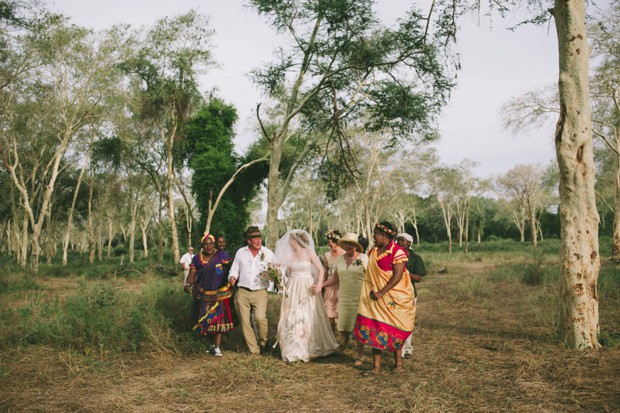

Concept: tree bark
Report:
left=165, top=135, right=180, bottom=263
left=88, top=182, right=95, bottom=264
left=551, top=0, right=600, bottom=349
left=266, top=138, right=284, bottom=249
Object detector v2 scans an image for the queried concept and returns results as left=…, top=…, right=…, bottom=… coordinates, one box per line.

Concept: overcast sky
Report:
left=48, top=0, right=609, bottom=178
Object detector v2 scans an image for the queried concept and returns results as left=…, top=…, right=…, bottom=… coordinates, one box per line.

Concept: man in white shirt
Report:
left=180, top=246, right=194, bottom=284
left=229, top=226, right=274, bottom=355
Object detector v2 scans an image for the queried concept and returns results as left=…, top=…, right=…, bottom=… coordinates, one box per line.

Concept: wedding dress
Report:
left=277, top=259, right=339, bottom=362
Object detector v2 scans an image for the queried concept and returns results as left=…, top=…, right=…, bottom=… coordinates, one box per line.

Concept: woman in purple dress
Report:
left=184, top=233, right=233, bottom=356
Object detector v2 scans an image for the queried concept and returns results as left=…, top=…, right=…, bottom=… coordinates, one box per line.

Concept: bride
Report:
left=275, top=229, right=339, bottom=362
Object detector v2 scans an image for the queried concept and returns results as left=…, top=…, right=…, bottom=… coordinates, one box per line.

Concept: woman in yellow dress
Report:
left=353, top=222, right=415, bottom=374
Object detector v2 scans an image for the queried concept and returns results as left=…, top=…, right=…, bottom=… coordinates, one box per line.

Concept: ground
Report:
left=1, top=260, right=618, bottom=412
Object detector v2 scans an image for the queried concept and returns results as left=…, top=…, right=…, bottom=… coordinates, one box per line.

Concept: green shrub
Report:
left=454, top=275, right=491, bottom=298
left=113, top=245, right=128, bottom=256
left=0, top=279, right=202, bottom=354
left=599, top=263, right=620, bottom=300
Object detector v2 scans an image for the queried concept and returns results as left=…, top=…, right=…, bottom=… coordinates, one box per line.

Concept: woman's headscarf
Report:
left=201, top=232, right=215, bottom=244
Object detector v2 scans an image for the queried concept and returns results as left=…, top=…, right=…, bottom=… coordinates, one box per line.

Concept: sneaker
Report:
left=213, top=347, right=222, bottom=357
left=207, top=344, right=215, bottom=354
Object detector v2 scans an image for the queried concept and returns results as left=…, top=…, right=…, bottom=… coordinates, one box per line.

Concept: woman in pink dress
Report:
left=323, top=230, right=344, bottom=333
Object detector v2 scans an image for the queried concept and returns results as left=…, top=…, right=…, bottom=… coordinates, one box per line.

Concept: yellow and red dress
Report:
left=353, top=241, right=415, bottom=352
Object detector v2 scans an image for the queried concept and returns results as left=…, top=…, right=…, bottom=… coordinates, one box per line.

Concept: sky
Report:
left=47, top=0, right=608, bottom=179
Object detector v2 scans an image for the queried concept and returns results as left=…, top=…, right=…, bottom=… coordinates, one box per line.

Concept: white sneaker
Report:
left=213, top=347, right=222, bottom=357
left=207, top=344, right=215, bottom=354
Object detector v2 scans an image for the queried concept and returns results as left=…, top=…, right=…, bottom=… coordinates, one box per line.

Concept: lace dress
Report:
left=277, top=260, right=339, bottom=362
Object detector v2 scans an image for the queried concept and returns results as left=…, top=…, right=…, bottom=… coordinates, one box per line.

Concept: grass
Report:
left=0, top=243, right=619, bottom=412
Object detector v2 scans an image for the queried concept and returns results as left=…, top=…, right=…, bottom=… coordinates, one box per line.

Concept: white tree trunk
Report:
left=88, top=183, right=95, bottom=264
left=166, top=137, right=180, bottom=263
left=62, top=151, right=90, bottom=266
left=552, top=0, right=600, bottom=349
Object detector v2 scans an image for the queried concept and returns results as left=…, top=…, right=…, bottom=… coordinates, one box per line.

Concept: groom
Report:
left=228, top=226, right=275, bottom=355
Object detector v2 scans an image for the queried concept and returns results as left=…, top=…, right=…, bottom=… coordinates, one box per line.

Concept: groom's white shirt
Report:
left=229, top=245, right=274, bottom=290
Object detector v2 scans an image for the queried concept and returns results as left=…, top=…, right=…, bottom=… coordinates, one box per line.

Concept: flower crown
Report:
left=325, top=230, right=341, bottom=241
left=375, top=223, right=396, bottom=237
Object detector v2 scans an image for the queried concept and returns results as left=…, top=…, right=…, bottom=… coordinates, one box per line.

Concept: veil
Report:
left=274, top=229, right=321, bottom=283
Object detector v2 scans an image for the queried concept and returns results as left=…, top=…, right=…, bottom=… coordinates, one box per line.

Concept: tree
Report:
left=428, top=166, right=461, bottom=253
left=249, top=0, right=453, bottom=248
left=550, top=0, right=600, bottom=348
left=185, top=97, right=267, bottom=246
left=0, top=17, right=125, bottom=271
left=121, top=10, right=213, bottom=263
left=495, top=164, right=546, bottom=246
left=589, top=3, right=620, bottom=261
left=496, top=0, right=602, bottom=348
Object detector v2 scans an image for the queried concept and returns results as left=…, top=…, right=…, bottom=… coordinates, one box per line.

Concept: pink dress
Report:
left=323, top=250, right=342, bottom=319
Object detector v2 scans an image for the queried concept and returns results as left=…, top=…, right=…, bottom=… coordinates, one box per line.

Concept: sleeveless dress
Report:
left=277, top=260, right=339, bottom=362
left=322, top=250, right=341, bottom=319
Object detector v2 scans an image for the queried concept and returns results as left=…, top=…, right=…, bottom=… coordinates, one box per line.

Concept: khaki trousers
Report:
left=235, top=288, right=268, bottom=354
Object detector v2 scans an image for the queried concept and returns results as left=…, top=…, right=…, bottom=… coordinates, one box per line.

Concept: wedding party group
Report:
left=182, top=221, right=426, bottom=374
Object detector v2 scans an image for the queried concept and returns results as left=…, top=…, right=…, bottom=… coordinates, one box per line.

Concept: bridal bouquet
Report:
left=260, top=263, right=283, bottom=290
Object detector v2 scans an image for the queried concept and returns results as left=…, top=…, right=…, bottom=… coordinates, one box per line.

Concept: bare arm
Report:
left=310, top=252, right=325, bottom=293
left=323, top=268, right=340, bottom=288
left=184, top=267, right=196, bottom=294
left=370, top=262, right=405, bottom=301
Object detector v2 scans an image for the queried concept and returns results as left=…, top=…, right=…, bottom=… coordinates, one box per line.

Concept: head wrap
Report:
left=201, top=232, right=215, bottom=244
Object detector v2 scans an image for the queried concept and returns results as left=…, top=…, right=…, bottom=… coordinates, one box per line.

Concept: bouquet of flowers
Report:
left=260, top=263, right=283, bottom=291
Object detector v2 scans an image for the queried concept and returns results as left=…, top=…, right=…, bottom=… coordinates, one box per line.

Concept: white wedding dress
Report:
left=277, top=260, right=339, bottom=362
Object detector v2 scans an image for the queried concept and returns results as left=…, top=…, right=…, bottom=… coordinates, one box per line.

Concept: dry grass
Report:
left=1, top=257, right=619, bottom=413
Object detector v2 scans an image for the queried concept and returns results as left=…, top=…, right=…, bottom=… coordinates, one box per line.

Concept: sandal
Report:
left=354, top=357, right=365, bottom=366
left=393, top=365, right=405, bottom=374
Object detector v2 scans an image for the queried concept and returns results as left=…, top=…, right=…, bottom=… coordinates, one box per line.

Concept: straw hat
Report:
left=337, top=232, right=364, bottom=253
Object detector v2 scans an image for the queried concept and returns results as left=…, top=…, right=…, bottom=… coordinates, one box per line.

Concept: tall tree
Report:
left=495, top=164, right=546, bottom=246
left=490, top=0, right=602, bottom=348
left=250, top=0, right=453, bottom=247
left=0, top=17, right=124, bottom=271
left=185, top=97, right=267, bottom=245
left=121, top=10, right=213, bottom=263
left=550, top=0, right=600, bottom=348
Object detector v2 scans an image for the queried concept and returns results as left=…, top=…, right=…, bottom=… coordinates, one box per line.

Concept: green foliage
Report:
left=0, top=280, right=197, bottom=353
left=521, top=250, right=555, bottom=286
left=0, top=272, right=40, bottom=294
left=454, top=275, right=491, bottom=298
left=186, top=97, right=267, bottom=246
left=599, top=263, right=620, bottom=300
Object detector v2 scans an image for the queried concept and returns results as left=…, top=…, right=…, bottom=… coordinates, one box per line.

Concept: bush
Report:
left=454, top=275, right=491, bottom=298
left=0, top=280, right=199, bottom=353
left=113, top=244, right=128, bottom=256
